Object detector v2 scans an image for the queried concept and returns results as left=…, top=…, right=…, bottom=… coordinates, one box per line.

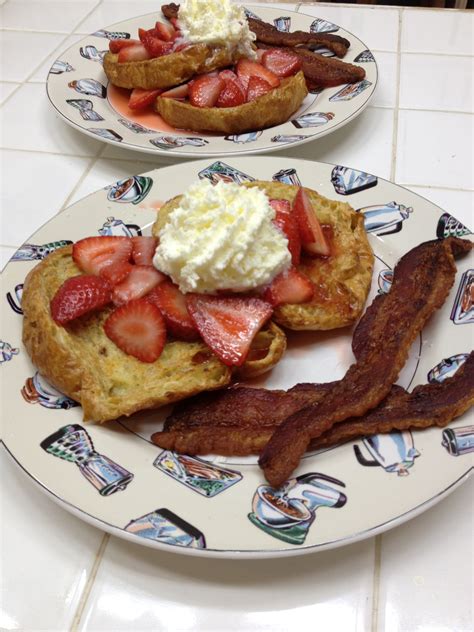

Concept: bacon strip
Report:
left=247, top=18, right=350, bottom=58
left=290, top=48, right=366, bottom=90
left=259, top=237, right=472, bottom=487
left=162, top=3, right=179, bottom=20
left=151, top=352, right=474, bottom=455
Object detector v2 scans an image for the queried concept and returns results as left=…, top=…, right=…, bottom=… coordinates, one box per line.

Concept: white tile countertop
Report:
left=1, top=1, right=473, bottom=630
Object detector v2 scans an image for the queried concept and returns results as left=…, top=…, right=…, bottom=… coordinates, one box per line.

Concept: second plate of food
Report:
left=46, top=2, right=377, bottom=157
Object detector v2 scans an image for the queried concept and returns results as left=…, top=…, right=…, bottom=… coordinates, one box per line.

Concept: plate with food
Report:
left=46, top=0, right=377, bottom=157
left=2, top=156, right=473, bottom=558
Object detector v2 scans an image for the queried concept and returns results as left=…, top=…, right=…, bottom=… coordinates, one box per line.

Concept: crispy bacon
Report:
left=248, top=18, right=350, bottom=58
left=162, top=3, right=179, bottom=21
left=151, top=352, right=474, bottom=455
left=290, top=48, right=366, bottom=90
left=259, top=237, right=472, bottom=487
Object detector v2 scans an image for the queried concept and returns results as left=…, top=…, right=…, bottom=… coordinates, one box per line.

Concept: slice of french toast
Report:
left=22, top=246, right=286, bottom=423
left=154, top=181, right=374, bottom=331
left=103, top=44, right=246, bottom=90
left=154, top=71, right=308, bottom=134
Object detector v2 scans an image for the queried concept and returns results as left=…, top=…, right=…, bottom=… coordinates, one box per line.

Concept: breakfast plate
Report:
left=1, top=156, right=472, bottom=558
left=46, top=3, right=377, bottom=158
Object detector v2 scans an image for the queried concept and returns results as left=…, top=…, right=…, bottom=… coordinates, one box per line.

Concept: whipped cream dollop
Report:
left=178, top=0, right=256, bottom=58
left=153, top=179, right=291, bottom=294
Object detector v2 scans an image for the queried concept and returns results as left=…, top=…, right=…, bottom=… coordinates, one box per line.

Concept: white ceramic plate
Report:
left=46, top=4, right=377, bottom=158
left=2, top=157, right=473, bottom=559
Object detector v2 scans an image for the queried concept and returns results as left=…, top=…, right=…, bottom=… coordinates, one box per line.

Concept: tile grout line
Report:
left=390, top=7, right=403, bottom=183
left=58, top=143, right=107, bottom=212
left=371, top=535, right=383, bottom=632
left=69, top=533, right=110, bottom=632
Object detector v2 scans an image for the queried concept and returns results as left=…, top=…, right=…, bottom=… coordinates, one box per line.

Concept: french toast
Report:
left=103, top=44, right=245, bottom=91
left=21, top=246, right=287, bottom=423
left=153, top=181, right=374, bottom=331
left=155, top=71, right=308, bottom=134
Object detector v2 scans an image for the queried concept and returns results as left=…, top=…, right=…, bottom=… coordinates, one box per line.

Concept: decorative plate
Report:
left=46, top=4, right=377, bottom=158
left=2, top=157, right=472, bottom=559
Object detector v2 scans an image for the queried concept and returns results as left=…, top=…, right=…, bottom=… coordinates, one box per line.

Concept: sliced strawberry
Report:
left=140, top=30, right=174, bottom=57
left=104, top=299, right=166, bottom=363
left=50, top=275, right=112, bottom=325
left=170, top=17, right=181, bottom=32
left=117, top=44, right=152, bottom=63
left=154, top=21, right=176, bottom=41
left=262, top=48, right=302, bottom=78
left=100, top=261, right=133, bottom=286
left=236, top=58, right=280, bottom=89
left=293, top=188, right=331, bottom=256
left=109, top=38, right=141, bottom=54
left=112, top=265, right=165, bottom=305
left=160, top=83, right=189, bottom=99
left=186, top=295, right=273, bottom=367
left=73, top=236, right=132, bottom=276
left=189, top=75, right=225, bottom=108
left=129, top=88, right=162, bottom=110
left=270, top=199, right=301, bottom=266
left=131, top=236, right=158, bottom=266
left=263, top=267, right=314, bottom=307
left=147, top=281, right=199, bottom=341
left=256, top=48, right=266, bottom=62
left=216, top=78, right=246, bottom=108
left=246, top=75, right=273, bottom=102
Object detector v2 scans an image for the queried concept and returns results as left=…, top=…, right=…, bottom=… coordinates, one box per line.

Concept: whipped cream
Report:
left=153, top=180, right=291, bottom=294
left=178, top=0, right=256, bottom=58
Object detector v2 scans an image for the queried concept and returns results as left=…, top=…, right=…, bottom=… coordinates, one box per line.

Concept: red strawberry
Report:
left=170, top=17, right=181, bottom=32
left=262, top=49, right=302, bottom=78
left=50, top=275, right=112, bottom=325
left=139, top=30, right=174, bottom=57
left=147, top=281, right=199, bottom=341
left=117, top=44, right=151, bottom=63
left=104, top=299, right=166, bottom=363
left=189, top=75, right=225, bottom=108
left=246, top=75, right=273, bottom=102
left=186, top=295, right=273, bottom=366
left=112, top=265, right=165, bottom=305
left=154, top=21, right=176, bottom=41
left=131, top=236, right=158, bottom=266
left=129, top=88, right=162, bottom=110
left=293, top=188, right=330, bottom=256
left=263, top=267, right=314, bottom=307
left=109, top=38, right=141, bottom=53
left=100, top=261, right=133, bottom=285
left=73, top=236, right=132, bottom=276
left=216, top=78, right=246, bottom=108
left=270, top=199, right=301, bottom=266
left=236, top=59, right=280, bottom=88
left=160, top=83, right=189, bottom=99
left=256, top=48, right=266, bottom=62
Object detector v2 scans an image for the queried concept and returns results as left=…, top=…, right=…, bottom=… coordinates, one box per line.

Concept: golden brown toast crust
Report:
left=155, top=71, right=308, bottom=133
left=22, top=246, right=286, bottom=422
left=153, top=181, right=374, bottom=331
left=103, top=45, right=246, bottom=90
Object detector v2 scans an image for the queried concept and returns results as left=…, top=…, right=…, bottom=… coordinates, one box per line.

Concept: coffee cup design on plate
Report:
left=6, top=283, right=23, bottom=315
left=154, top=451, right=242, bottom=498
left=436, top=212, right=472, bottom=239
left=40, top=424, right=134, bottom=496
left=331, top=165, right=378, bottom=196
left=0, top=340, right=19, bottom=364
left=353, top=431, right=420, bottom=476
left=249, top=473, right=347, bottom=545
left=292, top=112, right=334, bottom=129
left=310, top=18, right=339, bottom=34
left=124, top=508, right=206, bottom=548
left=272, top=168, right=302, bottom=186
left=22, top=372, right=78, bottom=410
left=274, top=16, right=291, bottom=32
left=198, top=161, right=255, bottom=185
left=427, top=353, right=469, bottom=384
left=68, top=78, right=106, bottom=99
left=11, top=240, right=73, bottom=262
left=377, top=269, right=393, bottom=295
left=50, top=60, right=74, bottom=75
left=66, top=99, right=104, bottom=122
left=450, top=269, right=474, bottom=325
left=357, top=201, right=413, bottom=236
left=79, top=45, right=107, bottom=63
left=105, top=175, right=152, bottom=205
left=441, top=426, right=474, bottom=457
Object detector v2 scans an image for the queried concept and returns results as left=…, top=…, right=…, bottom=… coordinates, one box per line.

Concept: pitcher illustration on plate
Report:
left=249, top=473, right=347, bottom=545
left=354, top=431, right=420, bottom=476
